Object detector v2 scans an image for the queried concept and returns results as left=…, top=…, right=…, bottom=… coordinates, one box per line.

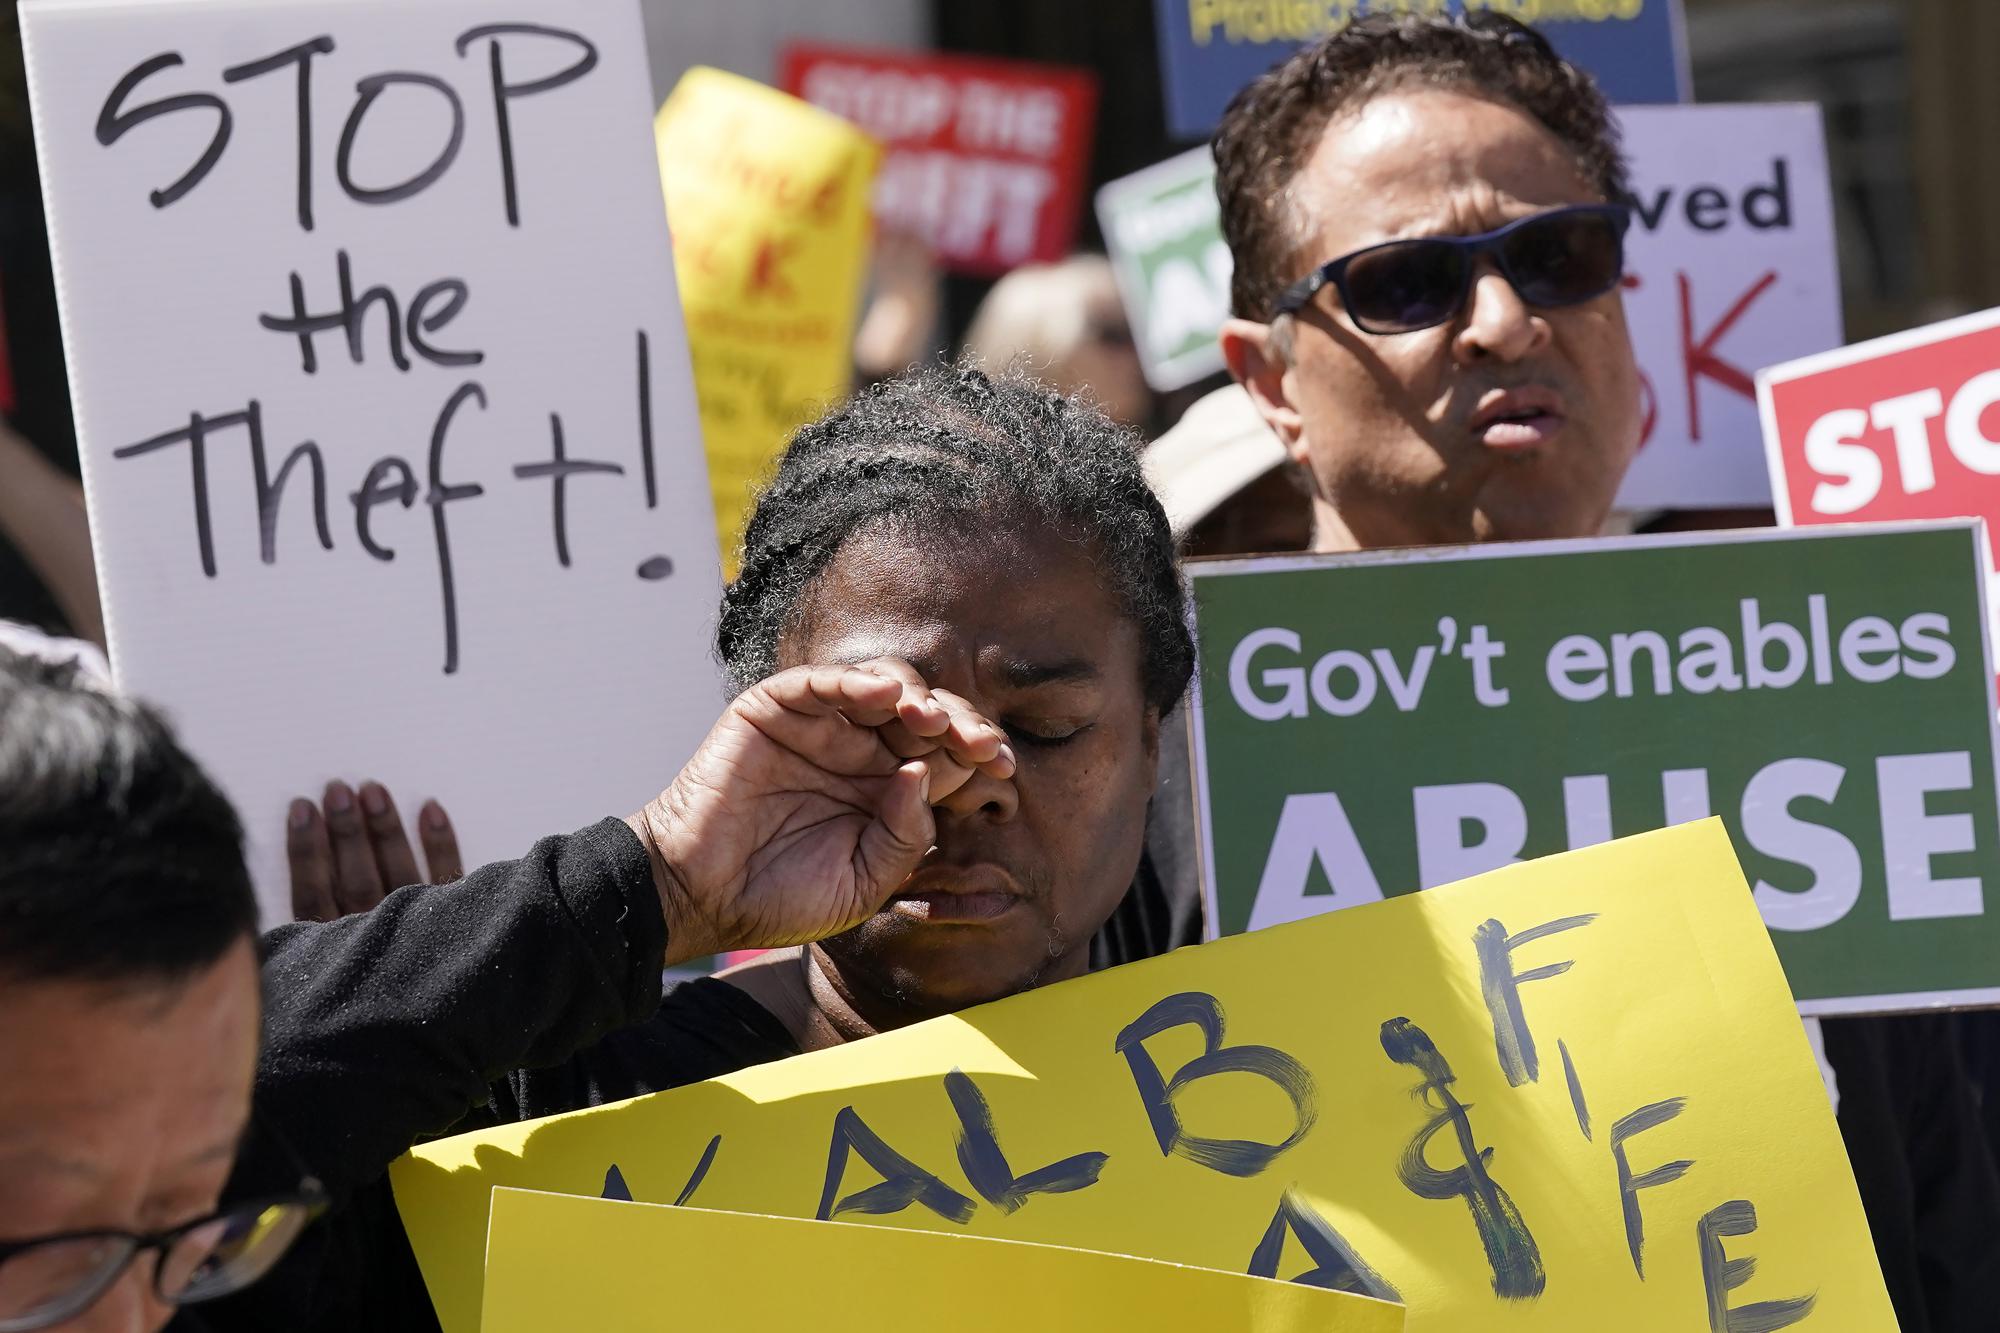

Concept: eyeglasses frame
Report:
left=0, top=1179, right=327, bottom=1330
left=1270, top=202, right=1635, bottom=334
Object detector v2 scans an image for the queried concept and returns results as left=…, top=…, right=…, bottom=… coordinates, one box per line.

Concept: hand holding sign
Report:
left=627, top=659, right=1019, bottom=966
left=287, top=780, right=464, bottom=922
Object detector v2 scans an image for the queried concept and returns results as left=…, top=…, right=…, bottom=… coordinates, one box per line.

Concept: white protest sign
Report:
left=23, top=0, right=723, bottom=924
left=1614, top=103, right=1842, bottom=510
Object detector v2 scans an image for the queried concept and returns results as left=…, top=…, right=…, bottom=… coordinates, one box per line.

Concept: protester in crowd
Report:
left=0, top=648, right=313, bottom=1333
left=961, top=253, right=1153, bottom=431
left=0, top=573, right=1014, bottom=1332
left=196, top=363, right=1194, bottom=1328
left=1143, top=382, right=1310, bottom=558
left=851, top=230, right=944, bottom=389
left=1201, top=15, right=2000, bottom=1328
left=1215, top=14, right=1638, bottom=552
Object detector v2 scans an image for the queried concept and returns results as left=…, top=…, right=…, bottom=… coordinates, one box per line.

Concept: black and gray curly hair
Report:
left=715, top=361, right=1194, bottom=714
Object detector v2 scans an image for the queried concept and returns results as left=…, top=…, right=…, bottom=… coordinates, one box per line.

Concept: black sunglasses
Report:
left=0, top=1181, right=326, bottom=1331
left=1273, top=204, right=1632, bottom=335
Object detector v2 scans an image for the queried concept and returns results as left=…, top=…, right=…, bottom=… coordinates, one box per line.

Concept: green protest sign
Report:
left=1188, top=521, right=2000, bottom=1014
left=1095, top=146, right=1230, bottom=392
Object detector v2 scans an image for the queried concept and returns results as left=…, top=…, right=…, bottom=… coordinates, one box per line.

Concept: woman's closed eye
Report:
left=1006, top=719, right=1092, bottom=748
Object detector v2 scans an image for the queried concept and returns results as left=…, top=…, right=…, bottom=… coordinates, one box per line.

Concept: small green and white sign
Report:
left=1095, top=146, right=1231, bottom=392
left=1189, top=520, right=2000, bottom=1014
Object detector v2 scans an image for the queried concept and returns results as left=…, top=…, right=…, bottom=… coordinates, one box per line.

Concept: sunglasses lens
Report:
left=1341, top=241, right=1469, bottom=333
left=1502, top=210, right=1625, bottom=308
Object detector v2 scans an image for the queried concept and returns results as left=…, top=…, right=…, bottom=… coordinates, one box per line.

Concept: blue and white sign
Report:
left=1154, top=0, right=1690, bottom=141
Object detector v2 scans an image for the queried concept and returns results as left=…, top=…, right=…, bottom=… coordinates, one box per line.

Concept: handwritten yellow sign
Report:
left=396, top=820, right=1892, bottom=1332
left=482, top=1188, right=1405, bottom=1331
left=654, top=68, right=879, bottom=575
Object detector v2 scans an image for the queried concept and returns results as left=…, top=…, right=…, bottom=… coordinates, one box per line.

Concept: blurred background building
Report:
left=623, top=0, right=1980, bottom=345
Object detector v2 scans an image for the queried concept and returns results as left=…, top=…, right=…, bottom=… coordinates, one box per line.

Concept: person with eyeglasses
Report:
left=0, top=623, right=1007, bottom=1332
left=1201, top=16, right=2000, bottom=1331
left=0, top=647, right=321, bottom=1332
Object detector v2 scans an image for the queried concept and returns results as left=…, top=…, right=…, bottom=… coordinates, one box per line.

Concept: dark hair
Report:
left=717, top=361, right=1194, bottom=714
left=0, top=649, right=257, bottom=987
left=1214, top=11, right=1631, bottom=321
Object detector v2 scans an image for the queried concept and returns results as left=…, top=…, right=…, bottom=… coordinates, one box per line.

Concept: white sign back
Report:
left=1614, top=103, right=1843, bottom=511
left=23, top=0, right=723, bottom=923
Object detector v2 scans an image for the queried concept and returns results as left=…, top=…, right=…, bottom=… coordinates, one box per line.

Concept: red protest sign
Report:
left=1760, top=308, right=2000, bottom=533
left=778, top=43, right=1097, bottom=277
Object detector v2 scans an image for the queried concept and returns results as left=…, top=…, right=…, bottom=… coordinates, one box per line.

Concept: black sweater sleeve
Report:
left=189, top=818, right=667, bottom=1332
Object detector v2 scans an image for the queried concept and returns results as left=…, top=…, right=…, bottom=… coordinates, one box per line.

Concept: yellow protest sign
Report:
left=395, top=820, right=1893, bottom=1332
left=654, top=68, right=879, bottom=575
left=481, top=1188, right=1404, bottom=1331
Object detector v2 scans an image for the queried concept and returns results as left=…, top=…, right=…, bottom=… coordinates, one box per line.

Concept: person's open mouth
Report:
left=1470, top=385, right=1568, bottom=452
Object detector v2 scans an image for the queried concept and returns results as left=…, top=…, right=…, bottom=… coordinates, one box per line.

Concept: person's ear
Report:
left=1140, top=704, right=1162, bottom=771
left=1220, top=318, right=1308, bottom=470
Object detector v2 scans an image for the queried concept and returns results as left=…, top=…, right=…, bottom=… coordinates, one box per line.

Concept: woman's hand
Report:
left=628, top=658, right=1015, bottom=966
left=286, top=782, right=463, bottom=922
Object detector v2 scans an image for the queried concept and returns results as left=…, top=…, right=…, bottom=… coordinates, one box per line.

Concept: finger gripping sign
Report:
left=393, top=822, right=1894, bottom=1332
left=22, top=0, right=725, bottom=923
left=481, top=1190, right=1406, bottom=1331
left=1192, top=521, right=2000, bottom=1015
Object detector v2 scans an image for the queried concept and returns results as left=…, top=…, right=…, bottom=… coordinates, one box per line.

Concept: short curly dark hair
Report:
left=1214, top=11, right=1631, bottom=322
left=716, top=361, right=1194, bottom=715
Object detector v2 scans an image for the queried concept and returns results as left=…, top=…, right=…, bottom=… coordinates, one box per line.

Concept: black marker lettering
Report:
left=815, top=1106, right=975, bottom=1225
left=1611, top=1098, right=1692, bottom=1278
left=1697, top=1200, right=1816, bottom=1332
left=426, top=383, right=488, bottom=675
left=673, top=1135, right=721, bottom=1206
left=1380, top=1017, right=1544, bottom=1301
left=635, top=329, right=656, bottom=508
left=114, top=405, right=258, bottom=577
left=1559, top=1039, right=1591, bottom=1142
left=221, top=36, right=334, bottom=230
left=258, top=250, right=408, bottom=373
left=511, top=412, right=623, bottom=567
left=350, top=456, right=418, bottom=561
left=1114, top=991, right=1316, bottom=1179
left=600, top=1164, right=632, bottom=1201
left=943, top=1069, right=1106, bottom=1214
left=95, top=53, right=232, bottom=209
left=406, top=279, right=483, bottom=366
left=336, top=72, right=465, bottom=206
left=1475, top=913, right=1596, bottom=1086
left=263, top=273, right=324, bottom=374
left=1248, top=1189, right=1400, bottom=1301
left=453, top=23, right=599, bottom=227
left=249, top=427, right=333, bottom=565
